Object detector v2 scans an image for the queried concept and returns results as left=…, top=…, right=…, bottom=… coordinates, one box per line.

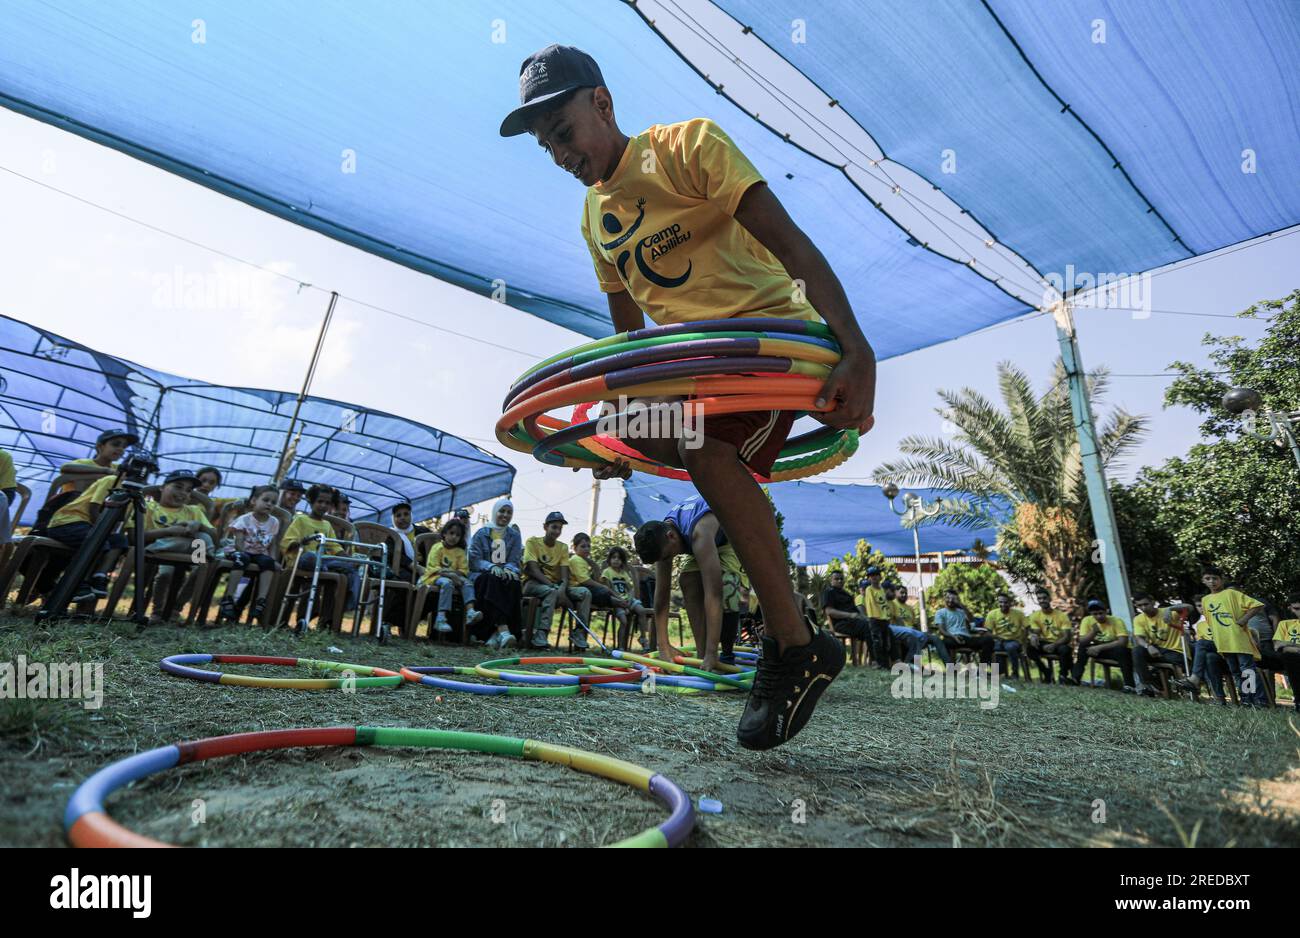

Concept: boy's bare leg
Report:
left=679, top=438, right=805, bottom=652
left=680, top=570, right=706, bottom=654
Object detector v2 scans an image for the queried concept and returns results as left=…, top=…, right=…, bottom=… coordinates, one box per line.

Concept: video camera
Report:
left=116, top=447, right=159, bottom=488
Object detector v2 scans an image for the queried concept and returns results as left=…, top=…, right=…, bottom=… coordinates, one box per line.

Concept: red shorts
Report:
left=701, top=409, right=796, bottom=479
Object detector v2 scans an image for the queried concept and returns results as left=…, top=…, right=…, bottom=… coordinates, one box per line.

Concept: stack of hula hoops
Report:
left=496, top=318, right=858, bottom=481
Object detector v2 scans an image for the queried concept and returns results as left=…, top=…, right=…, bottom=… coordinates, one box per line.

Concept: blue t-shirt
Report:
left=933, top=606, right=970, bottom=638
left=665, top=495, right=727, bottom=555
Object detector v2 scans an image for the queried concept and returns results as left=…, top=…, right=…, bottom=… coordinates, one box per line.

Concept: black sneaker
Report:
left=89, top=573, right=110, bottom=598
left=218, top=597, right=237, bottom=622
left=737, top=630, right=844, bottom=751
left=71, top=582, right=97, bottom=604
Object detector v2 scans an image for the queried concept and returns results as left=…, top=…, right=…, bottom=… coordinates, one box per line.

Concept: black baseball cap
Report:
left=279, top=479, right=307, bottom=493
left=499, top=45, right=606, bottom=137
left=163, top=469, right=199, bottom=486
left=1086, top=599, right=1106, bottom=611
left=544, top=511, right=568, bottom=525
left=454, top=508, right=471, bottom=519
left=97, top=428, right=140, bottom=447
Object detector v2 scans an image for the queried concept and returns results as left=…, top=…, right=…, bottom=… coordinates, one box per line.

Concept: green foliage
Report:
left=826, top=539, right=898, bottom=589
left=589, top=525, right=636, bottom=569
left=923, top=563, right=1010, bottom=616
left=873, top=358, right=1147, bottom=527
left=1132, top=289, right=1300, bottom=604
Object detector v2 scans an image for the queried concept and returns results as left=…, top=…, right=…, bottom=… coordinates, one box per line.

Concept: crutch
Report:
left=565, top=607, right=611, bottom=656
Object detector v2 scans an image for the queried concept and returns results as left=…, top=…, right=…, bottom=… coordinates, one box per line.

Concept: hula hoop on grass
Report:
left=611, top=650, right=754, bottom=690
left=496, top=318, right=859, bottom=481
left=65, top=726, right=695, bottom=848
left=399, top=665, right=585, bottom=697
left=475, top=656, right=645, bottom=686
left=160, top=654, right=403, bottom=690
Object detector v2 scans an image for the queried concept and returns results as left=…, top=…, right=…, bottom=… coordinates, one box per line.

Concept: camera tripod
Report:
left=35, top=482, right=150, bottom=625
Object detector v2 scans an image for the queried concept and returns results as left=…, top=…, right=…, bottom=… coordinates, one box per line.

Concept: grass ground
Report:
left=2, top=615, right=1298, bottom=848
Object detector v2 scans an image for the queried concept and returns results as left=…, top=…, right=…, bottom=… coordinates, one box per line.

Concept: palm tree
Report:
left=872, top=360, right=1147, bottom=607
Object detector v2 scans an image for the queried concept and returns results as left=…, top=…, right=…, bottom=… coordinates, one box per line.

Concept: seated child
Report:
left=888, top=583, right=948, bottom=667
left=602, top=546, right=652, bottom=651
left=1026, top=588, right=1075, bottom=684
left=1131, top=594, right=1192, bottom=696
left=1070, top=599, right=1135, bottom=689
left=521, top=511, right=591, bottom=650
left=420, top=518, right=484, bottom=637
left=218, top=485, right=280, bottom=624
left=933, top=589, right=994, bottom=664
left=280, top=484, right=361, bottom=622
left=57, top=428, right=138, bottom=493
left=140, top=469, right=216, bottom=622
left=1264, top=594, right=1300, bottom=713
left=983, top=591, right=1027, bottom=679
left=568, top=533, right=615, bottom=606
left=41, top=466, right=134, bottom=603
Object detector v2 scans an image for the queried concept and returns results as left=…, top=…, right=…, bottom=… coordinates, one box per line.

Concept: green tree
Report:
left=1131, top=289, right=1300, bottom=603
left=590, top=525, right=636, bottom=569
left=873, top=359, right=1147, bottom=609
left=824, top=539, right=898, bottom=598
left=924, top=563, right=1010, bottom=616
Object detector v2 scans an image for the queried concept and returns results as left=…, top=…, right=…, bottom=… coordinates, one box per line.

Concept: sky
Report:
left=1, top=7, right=1297, bottom=540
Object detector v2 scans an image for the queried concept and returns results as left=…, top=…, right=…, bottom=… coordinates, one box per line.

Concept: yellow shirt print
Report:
left=1203, top=588, right=1262, bottom=657
left=581, top=119, right=821, bottom=327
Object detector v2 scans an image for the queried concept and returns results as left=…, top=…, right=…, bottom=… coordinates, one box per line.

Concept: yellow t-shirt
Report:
left=1027, top=609, right=1071, bottom=642
left=48, top=474, right=120, bottom=528
left=862, top=585, right=888, bottom=619
left=142, top=499, right=213, bottom=533
left=602, top=566, right=635, bottom=599
left=894, top=601, right=917, bottom=629
left=422, top=543, right=468, bottom=582
left=1133, top=609, right=1184, bottom=653
left=1273, top=619, right=1300, bottom=646
left=523, top=536, right=569, bottom=584
left=580, top=119, right=821, bottom=326
left=280, top=513, right=341, bottom=558
left=568, top=553, right=594, bottom=584
left=0, top=449, right=15, bottom=490
left=1080, top=614, right=1127, bottom=642
left=59, top=458, right=115, bottom=493
left=984, top=608, right=1027, bottom=641
left=1203, top=588, right=1262, bottom=657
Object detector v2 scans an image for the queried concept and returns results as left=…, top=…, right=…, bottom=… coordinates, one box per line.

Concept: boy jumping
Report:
left=503, top=45, right=876, bottom=749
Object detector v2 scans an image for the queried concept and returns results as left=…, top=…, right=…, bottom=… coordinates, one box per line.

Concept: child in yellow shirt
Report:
left=280, top=484, right=361, bottom=620
left=138, top=469, right=216, bottom=622
left=420, top=518, right=485, bottom=638
left=1201, top=567, right=1267, bottom=706
left=602, top=545, right=652, bottom=651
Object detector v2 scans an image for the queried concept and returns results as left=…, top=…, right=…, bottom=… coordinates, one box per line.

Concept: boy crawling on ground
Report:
left=634, top=494, right=747, bottom=674
left=504, top=45, right=876, bottom=749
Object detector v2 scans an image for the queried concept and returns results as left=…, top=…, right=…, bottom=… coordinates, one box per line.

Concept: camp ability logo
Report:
left=599, top=197, right=693, bottom=289
left=50, top=869, right=151, bottom=918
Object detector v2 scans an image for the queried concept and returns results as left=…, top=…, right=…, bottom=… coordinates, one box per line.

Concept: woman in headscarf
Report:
left=468, top=498, right=524, bottom=648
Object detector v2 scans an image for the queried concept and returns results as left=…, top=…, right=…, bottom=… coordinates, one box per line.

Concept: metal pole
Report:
left=275, top=291, right=338, bottom=483
left=912, top=524, right=929, bottom=633
left=587, top=477, right=600, bottom=534
left=1052, top=299, right=1134, bottom=630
